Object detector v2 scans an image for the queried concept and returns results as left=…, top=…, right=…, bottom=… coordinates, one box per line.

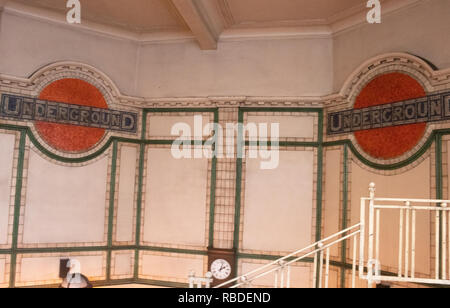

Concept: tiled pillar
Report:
left=212, top=106, right=239, bottom=249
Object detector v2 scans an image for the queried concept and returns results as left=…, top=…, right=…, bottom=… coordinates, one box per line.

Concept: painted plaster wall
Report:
left=0, top=12, right=139, bottom=96
left=137, top=38, right=333, bottom=98
left=0, top=11, right=333, bottom=98
left=1, top=1, right=449, bottom=99
left=333, top=0, right=450, bottom=92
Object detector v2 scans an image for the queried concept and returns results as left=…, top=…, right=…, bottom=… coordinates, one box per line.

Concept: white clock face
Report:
left=211, top=259, right=232, bottom=280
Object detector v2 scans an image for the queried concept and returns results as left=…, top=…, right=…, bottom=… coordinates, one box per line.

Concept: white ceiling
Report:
left=3, top=0, right=422, bottom=49
left=11, top=0, right=188, bottom=32
left=224, top=0, right=364, bottom=26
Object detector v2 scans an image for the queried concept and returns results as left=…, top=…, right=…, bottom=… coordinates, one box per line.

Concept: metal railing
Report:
left=195, top=182, right=450, bottom=288
left=188, top=271, right=213, bottom=288
left=360, top=183, right=450, bottom=287
left=214, top=224, right=361, bottom=288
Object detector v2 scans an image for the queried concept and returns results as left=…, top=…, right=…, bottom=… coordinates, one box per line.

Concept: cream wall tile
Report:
left=324, top=149, right=341, bottom=257
left=0, top=133, right=15, bottom=245
left=148, top=115, right=211, bottom=139
left=247, top=115, right=315, bottom=139
left=116, top=146, right=137, bottom=243
left=242, top=150, right=314, bottom=252
left=23, top=151, right=108, bottom=244
left=114, top=252, right=133, bottom=276
left=141, top=254, right=203, bottom=280
left=0, top=258, right=5, bottom=284
left=143, top=148, right=208, bottom=246
left=19, top=255, right=104, bottom=283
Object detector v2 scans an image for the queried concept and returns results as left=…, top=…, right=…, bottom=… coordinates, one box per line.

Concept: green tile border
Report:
left=232, top=108, right=324, bottom=286
left=435, top=133, right=443, bottom=279
left=340, top=144, right=349, bottom=288
left=106, top=140, right=118, bottom=282
left=9, top=129, right=26, bottom=288
left=1, top=107, right=448, bottom=288
left=208, top=110, right=219, bottom=248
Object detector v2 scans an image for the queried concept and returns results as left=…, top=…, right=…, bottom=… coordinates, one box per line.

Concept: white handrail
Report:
left=215, top=224, right=361, bottom=288
left=204, top=182, right=450, bottom=288
left=360, top=183, right=450, bottom=287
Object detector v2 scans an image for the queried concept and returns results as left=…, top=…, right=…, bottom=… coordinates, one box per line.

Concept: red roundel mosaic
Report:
left=354, top=73, right=427, bottom=159
left=36, top=78, right=108, bottom=152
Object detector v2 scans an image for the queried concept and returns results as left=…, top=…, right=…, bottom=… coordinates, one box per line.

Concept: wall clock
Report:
left=211, top=259, right=232, bottom=280
left=207, top=248, right=236, bottom=287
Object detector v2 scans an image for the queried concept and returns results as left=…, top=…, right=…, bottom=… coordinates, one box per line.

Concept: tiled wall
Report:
left=0, top=51, right=449, bottom=288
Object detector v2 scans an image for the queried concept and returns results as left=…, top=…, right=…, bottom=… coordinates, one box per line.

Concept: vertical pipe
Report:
left=442, top=204, right=447, bottom=280
left=405, top=202, right=411, bottom=278
left=398, top=208, right=404, bottom=277
left=436, top=209, right=440, bottom=280
left=411, top=209, right=416, bottom=279
left=325, top=248, right=330, bottom=288
left=352, top=235, right=357, bottom=288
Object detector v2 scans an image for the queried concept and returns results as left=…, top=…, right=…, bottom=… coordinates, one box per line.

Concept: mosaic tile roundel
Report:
left=36, top=78, right=108, bottom=152
left=354, top=73, right=427, bottom=159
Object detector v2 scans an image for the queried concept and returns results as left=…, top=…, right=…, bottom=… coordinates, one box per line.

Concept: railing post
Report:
left=442, top=203, right=447, bottom=280
left=188, top=271, right=195, bottom=288
left=188, top=271, right=213, bottom=288
left=318, top=242, right=324, bottom=288
left=279, top=261, right=286, bottom=288
left=436, top=207, right=440, bottom=280
left=286, top=264, right=291, bottom=288
left=352, top=234, right=358, bottom=288
left=205, top=272, right=213, bottom=288
left=367, top=183, right=376, bottom=288
left=359, top=196, right=366, bottom=280
left=313, top=251, right=318, bottom=288
left=405, top=201, right=411, bottom=278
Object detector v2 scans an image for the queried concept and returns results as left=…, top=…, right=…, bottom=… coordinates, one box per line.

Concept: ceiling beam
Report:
left=0, top=0, right=9, bottom=9
left=169, top=0, right=218, bottom=50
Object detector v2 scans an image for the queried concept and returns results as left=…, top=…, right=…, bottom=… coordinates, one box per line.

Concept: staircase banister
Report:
left=215, top=223, right=362, bottom=288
